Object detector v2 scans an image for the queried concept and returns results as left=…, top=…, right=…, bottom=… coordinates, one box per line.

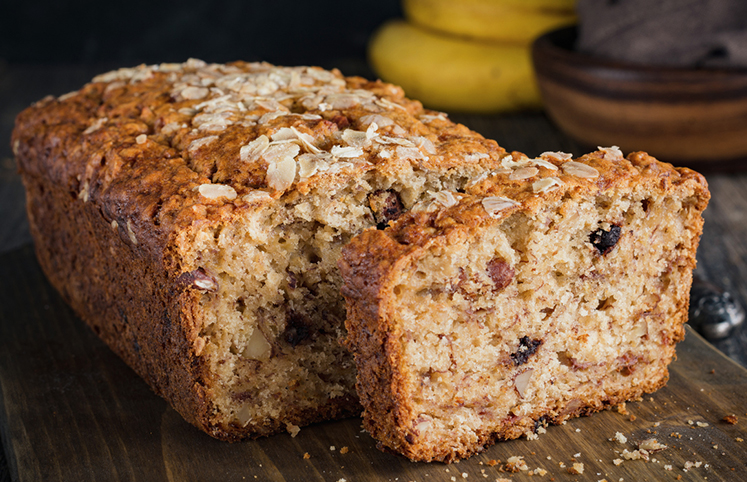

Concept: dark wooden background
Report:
left=2, top=1, right=747, bottom=480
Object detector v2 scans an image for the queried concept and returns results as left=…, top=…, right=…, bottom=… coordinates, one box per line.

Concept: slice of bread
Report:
left=340, top=150, right=709, bottom=461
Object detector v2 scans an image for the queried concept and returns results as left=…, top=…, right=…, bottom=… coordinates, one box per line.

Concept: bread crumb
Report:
left=303, top=452, right=310, bottom=459
left=664, top=465, right=672, bottom=470
left=504, top=456, right=528, bottom=472
left=696, top=421, right=709, bottom=427
left=612, top=432, right=627, bottom=444
left=339, top=446, right=349, bottom=454
left=330, top=445, right=336, bottom=451
left=486, top=459, right=500, bottom=467
left=736, top=437, right=744, bottom=442
left=623, top=448, right=650, bottom=461
left=638, top=438, right=667, bottom=453
left=532, top=468, right=547, bottom=476
left=616, top=402, right=629, bottom=415
left=722, top=414, right=738, bottom=425
left=567, top=463, right=584, bottom=475
left=286, top=423, right=300, bottom=437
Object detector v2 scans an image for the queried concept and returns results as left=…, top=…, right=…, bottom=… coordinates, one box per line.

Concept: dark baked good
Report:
left=339, top=148, right=709, bottom=461
left=12, top=60, right=508, bottom=440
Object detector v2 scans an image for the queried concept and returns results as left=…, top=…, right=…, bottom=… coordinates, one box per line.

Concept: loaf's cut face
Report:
left=12, top=60, right=508, bottom=440
left=340, top=150, right=709, bottom=462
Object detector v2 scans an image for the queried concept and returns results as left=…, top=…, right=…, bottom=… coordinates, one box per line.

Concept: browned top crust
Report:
left=12, top=60, right=708, bottom=269
left=378, top=150, right=709, bottom=250
left=12, top=59, right=509, bottom=271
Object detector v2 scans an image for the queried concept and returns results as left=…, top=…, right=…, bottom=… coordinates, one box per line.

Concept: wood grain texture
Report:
left=1, top=246, right=746, bottom=481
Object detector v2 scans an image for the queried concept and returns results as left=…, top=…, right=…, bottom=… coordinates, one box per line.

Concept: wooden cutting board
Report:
left=1, top=245, right=746, bottom=482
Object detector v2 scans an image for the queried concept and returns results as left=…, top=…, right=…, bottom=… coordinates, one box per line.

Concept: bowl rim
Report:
left=532, top=26, right=747, bottom=101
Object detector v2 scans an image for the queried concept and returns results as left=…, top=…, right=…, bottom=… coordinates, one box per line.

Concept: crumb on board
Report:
left=303, top=452, right=310, bottom=459
left=566, top=462, right=584, bottom=475
left=638, top=438, right=667, bottom=453
left=504, top=456, right=528, bottom=472
left=339, top=446, right=349, bottom=454
left=286, top=423, right=300, bottom=437
left=722, top=414, right=738, bottom=425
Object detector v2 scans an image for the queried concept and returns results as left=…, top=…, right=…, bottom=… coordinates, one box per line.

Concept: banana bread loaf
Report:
left=12, top=60, right=509, bottom=440
left=339, top=149, right=709, bottom=462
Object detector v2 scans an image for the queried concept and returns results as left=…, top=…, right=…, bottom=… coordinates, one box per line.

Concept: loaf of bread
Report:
left=12, top=60, right=511, bottom=440
left=339, top=149, right=709, bottom=461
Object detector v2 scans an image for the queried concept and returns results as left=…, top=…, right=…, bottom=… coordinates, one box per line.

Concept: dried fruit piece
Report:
left=511, top=336, right=542, bottom=366
left=590, top=224, right=622, bottom=255
left=487, top=257, right=514, bottom=291
left=284, top=311, right=312, bottom=347
left=369, top=189, right=404, bottom=228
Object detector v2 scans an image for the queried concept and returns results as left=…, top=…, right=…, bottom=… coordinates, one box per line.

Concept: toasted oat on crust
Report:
left=339, top=151, right=709, bottom=462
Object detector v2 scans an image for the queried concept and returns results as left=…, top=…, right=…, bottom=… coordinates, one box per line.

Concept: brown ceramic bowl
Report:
left=532, top=26, right=747, bottom=170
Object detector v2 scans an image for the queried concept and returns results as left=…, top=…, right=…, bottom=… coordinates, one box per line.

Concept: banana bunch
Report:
left=368, top=0, right=576, bottom=113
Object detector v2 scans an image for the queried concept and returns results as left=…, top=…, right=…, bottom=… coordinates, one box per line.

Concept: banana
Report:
left=403, top=0, right=576, bottom=45
left=368, top=20, right=541, bottom=113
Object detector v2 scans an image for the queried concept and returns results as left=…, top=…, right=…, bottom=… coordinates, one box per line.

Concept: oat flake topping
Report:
left=598, top=145, right=624, bottom=160
left=482, top=196, right=518, bottom=218
left=532, top=176, right=564, bottom=193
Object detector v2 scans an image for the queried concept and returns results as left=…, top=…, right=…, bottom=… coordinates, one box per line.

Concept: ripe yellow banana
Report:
left=368, top=20, right=541, bottom=113
left=403, top=0, right=576, bottom=45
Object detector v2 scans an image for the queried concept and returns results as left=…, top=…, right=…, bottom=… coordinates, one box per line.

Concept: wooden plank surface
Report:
left=1, top=245, right=746, bottom=482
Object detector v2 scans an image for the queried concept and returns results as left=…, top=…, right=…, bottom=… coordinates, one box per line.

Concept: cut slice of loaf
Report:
left=12, top=60, right=509, bottom=440
left=339, top=150, right=709, bottom=462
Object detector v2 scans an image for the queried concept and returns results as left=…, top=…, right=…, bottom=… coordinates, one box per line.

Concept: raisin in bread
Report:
left=12, top=60, right=511, bottom=440
left=339, top=148, right=709, bottom=462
